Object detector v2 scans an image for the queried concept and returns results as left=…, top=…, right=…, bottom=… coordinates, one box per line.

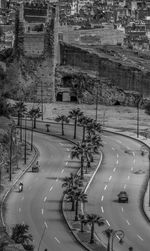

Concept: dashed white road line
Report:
left=109, top=176, right=112, bottom=181
left=54, top=237, right=60, bottom=244
left=44, top=221, right=48, bottom=228
left=121, top=207, right=124, bottom=212
left=104, top=185, right=107, bottom=191
left=133, top=159, right=136, bottom=164
left=116, top=159, right=119, bottom=165
left=66, top=162, right=68, bottom=165
left=124, top=184, right=127, bottom=189
left=101, top=206, right=104, bottom=213
left=49, top=186, right=53, bottom=192
left=44, top=196, right=47, bottom=202
left=56, top=178, right=58, bottom=182
left=126, top=220, right=131, bottom=225
left=101, top=195, right=104, bottom=201
left=41, top=209, right=44, bottom=215
left=61, top=169, right=64, bottom=173
left=131, top=167, right=133, bottom=171
left=127, top=176, right=130, bottom=180
left=106, top=220, right=110, bottom=226
left=137, top=234, right=143, bottom=241
left=113, top=167, right=116, bottom=172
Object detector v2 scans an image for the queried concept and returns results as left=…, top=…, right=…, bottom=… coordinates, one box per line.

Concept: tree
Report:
left=74, top=190, right=87, bottom=221
left=62, top=173, right=83, bottom=190
left=28, top=107, right=41, bottom=129
left=13, top=101, right=27, bottom=126
left=85, top=214, right=105, bottom=243
left=0, top=97, right=12, bottom=118
left=11, top=224, right=33, bottom=250
left=71, top=142, right=87, bottom=179
left=55, top=115, right=69, bottom=136
left=65, top=186, right=78, bottom=211
left=68, top=108, right=83, bottom=139
left=78, top=116, right=93, bottom=142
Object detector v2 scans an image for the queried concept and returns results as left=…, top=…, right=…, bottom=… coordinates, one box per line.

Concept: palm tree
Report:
left=55, top=115, right=69, bottom=136
left=74, top=190, right=87, bottom=221
left=68, top=108, right=83, bottom=139
left=28, top=107, right=41, bottom=129
left=13, top=101, right=27, bottom=126
left=71, top=142, right=86, bottom=179
left=85, top=214, right=105, bottom=244
left=62, top=173, right=83, bottom=190
left=78, top=116, right=93, bottom=141
left=79, top=214, right=87, bottom=232
left=65, top=186, right=79, bottom=211
left=11, top=223, right=33, bottom=250
left=85, top=134, right=103, bottom=154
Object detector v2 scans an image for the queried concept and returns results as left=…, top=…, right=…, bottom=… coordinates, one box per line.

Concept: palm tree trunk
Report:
left=33, top=117, right=36, bottom=129
left=81, top=155, right=84, bottom=179
left=62, top=121, right=64, bottom=136
left=90, top=222, right=94, bottom=243
left=82, top=126, right=85, bottom=142
left=75, top=200, right=79, bottom=221
left=71, top=199, right=75, bottom=211
left=74, top=118, right=77, bottom=139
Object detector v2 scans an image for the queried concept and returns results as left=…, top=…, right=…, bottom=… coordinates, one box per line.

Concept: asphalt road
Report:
left=5, top=132, right=85, bottom=251
left=86, top=132, right=150, bottom=251
left=4, top=130, right=150, bottom=251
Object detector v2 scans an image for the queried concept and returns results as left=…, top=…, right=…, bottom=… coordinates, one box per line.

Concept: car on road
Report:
left=32, top=161, right=39, bottom=172
left=118, top=191, right=128, bottom=203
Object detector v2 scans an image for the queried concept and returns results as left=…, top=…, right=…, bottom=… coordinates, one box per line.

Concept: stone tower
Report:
left=13, top=1, right=59, bottom=102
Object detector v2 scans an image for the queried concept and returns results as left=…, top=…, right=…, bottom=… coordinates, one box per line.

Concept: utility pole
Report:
left=24, top=116, right=27, bottom=164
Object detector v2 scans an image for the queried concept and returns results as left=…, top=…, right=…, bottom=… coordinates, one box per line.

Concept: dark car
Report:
left=32, top=161, right=39, bottom=172
left=118, top=191, right=128, bottom=203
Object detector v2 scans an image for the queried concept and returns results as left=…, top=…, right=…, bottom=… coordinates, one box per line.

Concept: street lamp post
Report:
left=31, top=117, right=33, bottom=151
left=24, top=116, right=27, bottom=165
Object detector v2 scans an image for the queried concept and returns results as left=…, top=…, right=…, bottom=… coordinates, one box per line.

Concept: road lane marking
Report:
left=19, top=208, right=21, bottom=212
left=116, top=159, right=119, bottom=165
left=126, top=220, right=131, bottom=225
left=101, top=206, right=104, bottom=213
left=133, top=152, right=135, bottom=156
left=106, top=220, right=110, bottom=226
left=44, top=196, right=47, bottom=202
left=101, top=195, right=104, bottom=201
left=117, top=140, right=122, bottom=144
left=109, top=176, right=112, bottom=181
left=56, top=178, right=58, bottom=182
left=131, top=167, right=133, bottom=171
left=66, top=162, right=68, bottom=165
left=41, top=209, right=44, bottom=215
left=124, top=184, right=126, bottom=189
left=104, top=185, right=107, bottom=190
left=49, top=186, right=53, bottom=192
left=121, top=207, right=124, bottom=212
left=133, top=159, right=136, bottom=164
left=137, top=234, right=143, bottom=241
left=44, top=221, right=48, bottom=228
left=127, top=176, right=130, bottom=180
left=61, top=169, right=64, bottom=173
left=113, top=167, right=116, bottom=172
left=54, top=237, right=60, bottom=244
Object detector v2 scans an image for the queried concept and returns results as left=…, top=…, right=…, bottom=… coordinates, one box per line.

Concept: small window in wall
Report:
left=56, top=92, right=63, bottom=101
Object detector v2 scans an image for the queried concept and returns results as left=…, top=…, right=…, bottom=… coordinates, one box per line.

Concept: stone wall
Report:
left=60, top=43, right=150, bottom=98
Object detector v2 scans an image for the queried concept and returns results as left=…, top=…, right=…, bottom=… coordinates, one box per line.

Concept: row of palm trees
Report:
left=60, top=109, right=105, bottom=244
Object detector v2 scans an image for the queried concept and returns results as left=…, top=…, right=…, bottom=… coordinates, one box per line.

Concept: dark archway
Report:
left=114, top=100, right=120, bottom=106
left=56, top=92, right=63, bottom=101
left=71, top=95, right=77, bottom=102
left=62, top=76, right=72, bottom=87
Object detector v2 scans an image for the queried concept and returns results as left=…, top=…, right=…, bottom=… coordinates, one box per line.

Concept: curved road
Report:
left=86, top=132, right=150, bottom=251
left=4, top=130, right=150, bottom=251
left=5, top=132, right=85, bottom=251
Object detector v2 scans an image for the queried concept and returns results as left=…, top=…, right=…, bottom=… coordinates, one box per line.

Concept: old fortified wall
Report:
left=12, top=1, right=58, bottom=102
